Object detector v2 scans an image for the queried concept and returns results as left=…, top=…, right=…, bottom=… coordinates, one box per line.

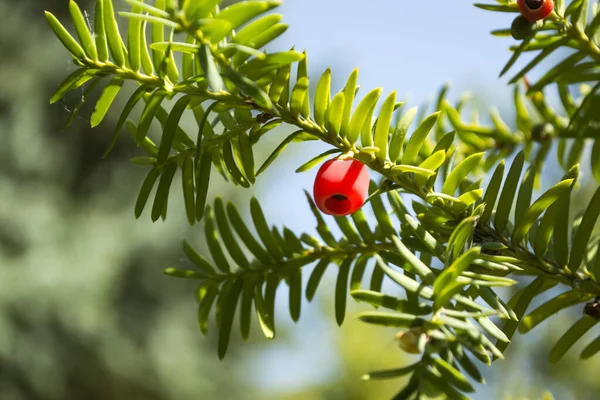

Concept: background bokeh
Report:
left=1, top=1, right=600, bottom=399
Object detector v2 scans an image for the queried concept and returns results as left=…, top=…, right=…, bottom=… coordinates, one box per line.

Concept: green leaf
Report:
left=303, top=190, right=338, bottom=247
left=195, top=150, right=212, bottom=221
left=388, top=193, right=445, bottom=258
left=569, top=187, right=600, bottom=272
left=481, top=160, right=505, bottom=224
left=135, top=167, right=160, bottom=218
left=369, top=185, right=396, bottom=237
left=223, top=67, right=275, bottom=112
left=126, top=4, right=142, bottom=71
left=389, top=107, right=416, bottom=163
left=227, top=202, right=272, bottom=264
left=520, top=290, right=587, bottom=333
left=495, top=151, right=525, bottom=233
left=185, top=0, right=220, bottom=19
left=163, top=268, right=209, bottom=280
left=237, top=131, right=255, bottom=184
left=197, top=284, right=219, bottom=335
left=290, top=77, right=309, bottom=118
left=573, top=0, right=589, bottom=32
left=347, top=88, right=382, bottom=145
left=283, top=227, right=304, bottom=254
left=452, top=345, right=485, bottom=384
left=69, top=0, right=97, bottom=60
left=334, top=216, right=361, bottom=245
left=496, top=277, right=546, bottom=354
left=433, top=248, right=481, bottom=310
left=218, top=279, right=243, bottom=359
left=432, top=357, right=474, bottom=393
left=340, top=68, right=359, bottom=138
left=375, top=256, right=433, bottom=299
left=351, top=209, right=375, bottom=244
left=369, top=261, right=384, bottom=293
left=263, top=274, right=279, bottom=334
left=357, top=311, right=420, bottom=328
left=182, top=36, right=196, bottom=80
left=222, top=140, right=250, bottom=188
left=374, top=91, right=396, bottom=162
left=477, top=316, right=510, bottom=342
left=216, top=1, right=281, bottom=30
left=509, top=38, right=569, bottom=83
left=157, top=95, right=191, bottom=162
left=473, top=3, right=518, bottom=11
left=418, top=150, right=446, bottom=173
left=125, top=121, right=160, bottom=158
left=232, top=13, right=282, bottom=45
left=325, top=92, right=345, bottom=137
left=351, top=290, right=431, bottom=315
left=528, top=53, right=587, bottom=93
left=232, top=23, right=288, bottom=64
left=199, top=44, right=223, bottom=92
left=61, top=77, right=104, bottom=130
left=214, top=197, right=250, bottom=269
left=136, top=90, right=167, bottom=145
left=361, top=363, right=419, bottom=381
left=426, top=370, right=471, bottom=400
left=90, top=77, right=124, bottom=128
left=349, top=254, right=369, bottom=291
left=295, top=149, right=341, bottom=173
left=257, top=130, right=304, bottom=175
left=534, top=193, right=562, bottom=257
left=401, top=111, right=440, bottom=165
left=94, top=0, right=109, bottom=61
left=118, top=12, right=180, bottom=29
left=239, top=278, right=255, bottom=341
left=204, top=206, right=231, bottom=273
left=269, top=63, right=291, bottom=104
left=139, top=20, right=154, bottom=75
left=305, top=259, right=330, bottom=302
left=288, top=269, right=302, bottom=322
left=442, top=152, right=484, bottom=195
left=550, top=316, right=597, bottom=363
left=581, top=334, right=600, bottom=359
left=103, top=0, right=126, bottom=66
left=250, top=197, right=284, bottom=259
left=514, top=168, right=536, bottom=234
left=313, top=68, right=331, bottom=127
left=151, top=161, right=177, bottom=221
left=391, top=236, right=434, bottom=283
left=182, top=240, right=214, bottom=276
left=254, top=282, right=275, bottom=339
left=447, top=216, right=477, bottom=262
left=45, top=11, right=86, bottom=60
left=50, top=68, right=95, bottom=104
left=335, top=256, right=354, bottom=326
left=162, top=35, right=180, bottom=84
left=181, top=156, right=195, bottom=224
left=512, top=179, right=574, bottom=245
left=391, top=165, right=436, bottom=177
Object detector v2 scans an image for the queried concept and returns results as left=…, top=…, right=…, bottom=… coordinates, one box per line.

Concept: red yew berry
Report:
left=517, top=0, right=554, bottom=22
left=313, top=158, right=370, bottom=216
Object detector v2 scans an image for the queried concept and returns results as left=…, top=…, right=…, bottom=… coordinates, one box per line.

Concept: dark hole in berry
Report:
left=525, top=0, right=544, bottom=9
left=324, top=194, right=352, bottom=215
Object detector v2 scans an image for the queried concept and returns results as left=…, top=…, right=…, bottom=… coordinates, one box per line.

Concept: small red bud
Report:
left=313, top=158, right=369, bottom=216
left=517, top=0, right=554, bottom=22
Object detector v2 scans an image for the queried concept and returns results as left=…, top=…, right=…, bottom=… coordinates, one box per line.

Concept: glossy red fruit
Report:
left=313, top=158, right=369, bottom=216
left=517, top=0, right=554, bottom=22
